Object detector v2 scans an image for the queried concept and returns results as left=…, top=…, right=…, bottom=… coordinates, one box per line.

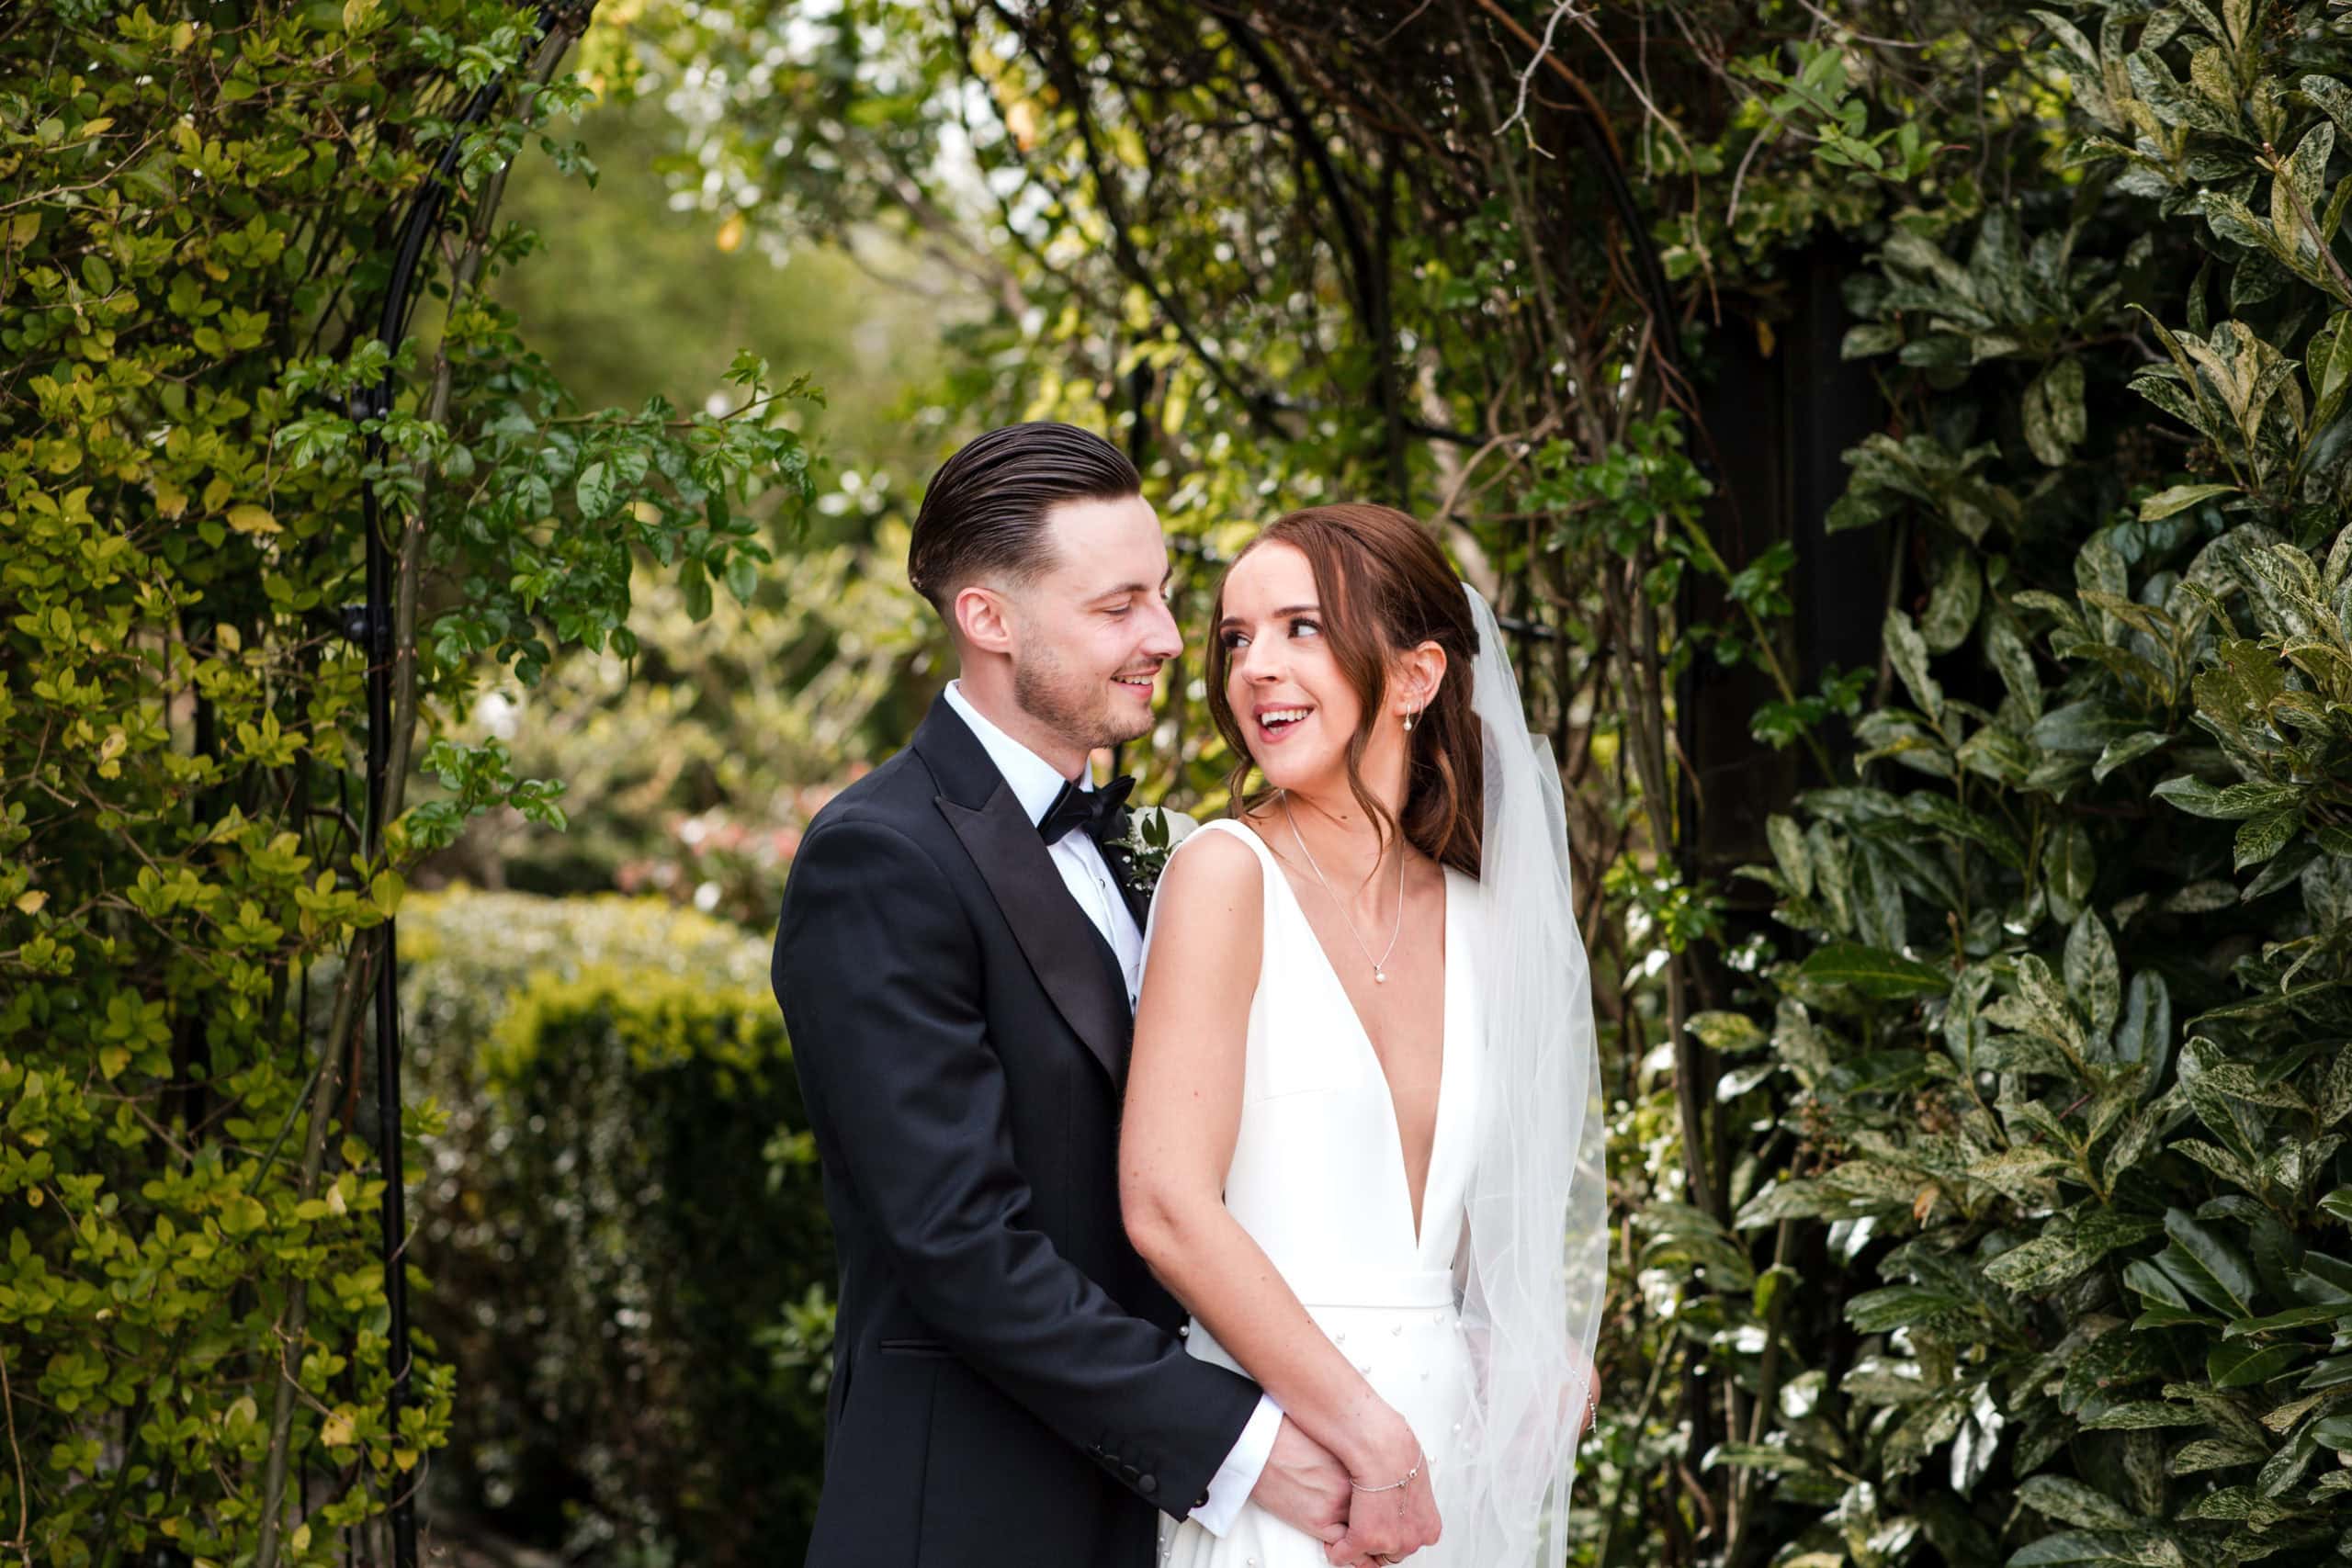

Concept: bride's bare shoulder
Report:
left=1159, top=818, right=1264, bottom=900
left=1141, top=820, right=1265, bottom=994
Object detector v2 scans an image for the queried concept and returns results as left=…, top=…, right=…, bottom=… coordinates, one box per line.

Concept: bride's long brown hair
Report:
left=1205, top=503, right=1485, bottom=877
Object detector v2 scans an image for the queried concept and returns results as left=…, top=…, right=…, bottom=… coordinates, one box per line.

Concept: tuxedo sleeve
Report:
left=773, top=816, right=1261, bottom=1515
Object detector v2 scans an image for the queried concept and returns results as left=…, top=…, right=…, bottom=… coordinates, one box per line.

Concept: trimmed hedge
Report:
left=399, top=889, right=832, bottom=1563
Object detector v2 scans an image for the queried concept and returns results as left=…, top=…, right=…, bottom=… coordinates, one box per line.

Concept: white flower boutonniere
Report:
left=1117, top=805, right=1198, bottom=897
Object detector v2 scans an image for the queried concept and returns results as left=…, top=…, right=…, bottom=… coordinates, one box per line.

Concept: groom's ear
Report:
left=952, top=582, right=1016, bottom=656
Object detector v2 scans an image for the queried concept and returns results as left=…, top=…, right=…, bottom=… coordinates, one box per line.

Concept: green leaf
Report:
left=1987, top=615, right=2045, bottom=722
left=2032, top=700, right=2140, bottom=755
left=2233, top=807, right=2301, bottom=870
left=2272, top=120, right=2335, bottom=267
left=1847, top=1284, right=1973, bottom=1333
left=723, top=552, right=759, bottom=606
left=2164, top=1209, right=2258, bottom=1317
left=680, top=556, right=713, bottom=622
left=2081, top=1401, right=2206, bottom=1430
left=2006, top=1527, right=2187, bottom=1565
left=1921, top=550, right=1984, bottom=652
left=2114, top=972, right=2171, bottom=1079
left=2016, top=1476, right=2139, bottom=1531
left=2152, top=775, right=2294, bottom=820
left=2302, top=74, right=2352, bottom=149
left=2139, top=483, right=2238, bottom=520
left=1799, top=942, right=1951, bottom=998
left=2024, top=358, right=2089, bottom=465
left=2064, top=913, right=2121, bottom=1043
left=1884, top=607, right=1945, bottom=723
left=2010, top=954, right=2087, bottom=1058
left=2221, top=1303, right=2349, bottom=1337
left=2299, top=1355, right=2352, bottom=1391
left=1984, top=1213, right=2163, bottom=1292
left=2089, top=730, right=2168, bottom=784
left=1688, top=1011, right=1769, bottom=1052
left=2208, top=1341, right=2303, bottom=1388
left=2308, top=326, right=2352, bottom=450
left=2166, top=1436, right=2268, bottom=1474
left=370, top=870, right=404, bottom=917
left=575, top=459, right=615, bottom=519
left=1767, top=814, right=1813, bottom=898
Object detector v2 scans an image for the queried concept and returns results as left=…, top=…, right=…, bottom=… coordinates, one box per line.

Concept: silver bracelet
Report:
left=1349, top=1451, right=1424, bottom=1493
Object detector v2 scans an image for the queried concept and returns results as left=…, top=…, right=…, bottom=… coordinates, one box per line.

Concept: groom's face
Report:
left=1001, top=494, right=1180, bottom=750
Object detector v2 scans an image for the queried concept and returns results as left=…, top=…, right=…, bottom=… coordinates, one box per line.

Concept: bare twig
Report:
left=1495, top=1, right=1587, bottom=147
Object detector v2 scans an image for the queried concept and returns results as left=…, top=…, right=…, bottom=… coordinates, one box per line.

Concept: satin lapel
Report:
left=937, top=789, right=1132, bottom=1089
left=913, top=694, right=1136, bottom=1088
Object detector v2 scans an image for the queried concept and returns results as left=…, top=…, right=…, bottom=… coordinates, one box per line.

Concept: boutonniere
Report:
left=1116, top=805, right=1199, bottom=896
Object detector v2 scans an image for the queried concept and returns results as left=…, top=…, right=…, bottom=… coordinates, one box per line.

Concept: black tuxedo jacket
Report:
left=771, top=694, right=1261, bottom=1567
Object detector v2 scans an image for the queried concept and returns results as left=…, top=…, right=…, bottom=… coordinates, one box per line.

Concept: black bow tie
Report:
left=1038, top=773, right=1136, bottom=848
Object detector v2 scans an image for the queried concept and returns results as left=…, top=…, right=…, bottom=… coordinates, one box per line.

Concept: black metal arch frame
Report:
left=341, top=8, right=581, bottom=1565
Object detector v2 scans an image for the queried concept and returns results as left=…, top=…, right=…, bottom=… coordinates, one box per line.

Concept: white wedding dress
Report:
left=1150, top=817, right=1485, bottom=1568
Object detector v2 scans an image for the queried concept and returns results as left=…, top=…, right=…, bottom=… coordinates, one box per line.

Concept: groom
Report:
left=770, top=423, right=1349, bottom=1565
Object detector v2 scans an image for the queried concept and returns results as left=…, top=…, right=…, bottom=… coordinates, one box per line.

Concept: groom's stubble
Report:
left=1007, top=599, right=1162, bottom=756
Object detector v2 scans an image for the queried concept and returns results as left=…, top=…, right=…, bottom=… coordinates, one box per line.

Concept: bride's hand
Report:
left=1323, top=1416, right=1440, bottom=1567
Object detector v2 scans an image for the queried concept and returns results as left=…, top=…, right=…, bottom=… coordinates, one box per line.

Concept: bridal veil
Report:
left=1446, top=583, right=1608, bottom=1565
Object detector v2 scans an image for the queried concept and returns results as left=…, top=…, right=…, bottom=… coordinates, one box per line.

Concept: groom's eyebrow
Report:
left=1097, top=567, right=1174, bottom=600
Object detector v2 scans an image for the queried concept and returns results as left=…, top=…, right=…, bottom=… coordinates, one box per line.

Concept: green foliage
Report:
left=1736, top=41, right=1948, bottom=183
left=0, top=3, right=812, bottom=1561
left=399, top=889, right=831, bottom=1562
left=1660, top=3, right=2352, bottom=1564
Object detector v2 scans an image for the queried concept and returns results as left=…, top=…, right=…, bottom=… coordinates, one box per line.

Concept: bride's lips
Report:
left=1252, top=702, right=1315, bottom=745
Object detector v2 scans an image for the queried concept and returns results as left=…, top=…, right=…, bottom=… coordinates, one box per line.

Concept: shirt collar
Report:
left=942, top=680, right=1089, bottom=828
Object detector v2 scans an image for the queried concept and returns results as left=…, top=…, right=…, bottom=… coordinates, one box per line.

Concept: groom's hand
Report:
left=1248, top=1416, right=1350, bottom=1546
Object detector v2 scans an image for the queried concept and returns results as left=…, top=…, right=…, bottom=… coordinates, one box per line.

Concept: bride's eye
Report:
left=1219, top=629, right=1249, bottom=650
left=1290, top=618, right=1321, bottom=638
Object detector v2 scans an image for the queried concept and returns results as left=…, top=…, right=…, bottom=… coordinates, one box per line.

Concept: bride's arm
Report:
left=1119, top=830, right=1422, bottom=1487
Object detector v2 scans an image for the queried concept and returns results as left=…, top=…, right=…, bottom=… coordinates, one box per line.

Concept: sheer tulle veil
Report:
left=1442, top=583, right=1608, bottom=1564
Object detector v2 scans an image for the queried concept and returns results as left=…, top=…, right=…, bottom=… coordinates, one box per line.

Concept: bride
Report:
left=1120, top=504, right=1606, bottom=1568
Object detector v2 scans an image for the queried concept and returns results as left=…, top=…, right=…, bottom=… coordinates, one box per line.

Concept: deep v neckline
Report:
left=1237, top=818, right=1456, bottom=1250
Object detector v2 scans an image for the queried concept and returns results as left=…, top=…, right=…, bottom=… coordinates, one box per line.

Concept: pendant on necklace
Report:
left=1374, top=969, right=1387, bottom=983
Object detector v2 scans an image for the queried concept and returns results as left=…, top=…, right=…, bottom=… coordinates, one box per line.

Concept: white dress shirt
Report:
left=941, top=681, right=1283, bottom=1534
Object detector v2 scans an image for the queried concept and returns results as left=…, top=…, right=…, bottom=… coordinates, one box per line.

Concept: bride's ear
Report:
left=1393, top=640, right=1447, bottom=719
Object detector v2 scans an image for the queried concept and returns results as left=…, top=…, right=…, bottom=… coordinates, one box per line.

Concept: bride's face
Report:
left=1216, top=541, right=1367, bottom=792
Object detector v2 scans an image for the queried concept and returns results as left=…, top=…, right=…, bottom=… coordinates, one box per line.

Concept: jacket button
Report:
left=1138, top=1473, right=1159, bottom=1496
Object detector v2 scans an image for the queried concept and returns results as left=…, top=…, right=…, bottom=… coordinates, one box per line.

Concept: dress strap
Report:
left=1181, top=816, right=1278, bottom=868
left=1142, top=817, right=1279, bottom=950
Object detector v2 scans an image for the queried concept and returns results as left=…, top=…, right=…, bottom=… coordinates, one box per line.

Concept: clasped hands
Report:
left=1250, top=1412, right=1440, bottom=1567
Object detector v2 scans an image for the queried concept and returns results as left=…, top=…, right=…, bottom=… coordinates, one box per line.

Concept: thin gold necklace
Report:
left=1280, top=789, right=1407, bottom=983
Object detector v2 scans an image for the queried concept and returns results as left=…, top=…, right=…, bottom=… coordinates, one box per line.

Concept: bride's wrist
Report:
left=1338, top=1411, right=1421, bottom=1483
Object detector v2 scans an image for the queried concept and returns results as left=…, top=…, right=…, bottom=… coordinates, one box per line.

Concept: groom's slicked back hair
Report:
left=907, top=423, right=1143, bottom=614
